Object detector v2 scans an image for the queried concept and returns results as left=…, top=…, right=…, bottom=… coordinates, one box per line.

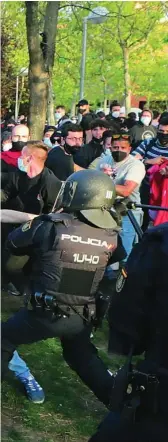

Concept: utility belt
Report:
left=110, top=354, right=160, bottom=421
left=28, top=291, right=109, bottom=327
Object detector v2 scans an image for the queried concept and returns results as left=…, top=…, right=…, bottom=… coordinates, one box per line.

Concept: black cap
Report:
left=77, top=99, right=89, bottom=107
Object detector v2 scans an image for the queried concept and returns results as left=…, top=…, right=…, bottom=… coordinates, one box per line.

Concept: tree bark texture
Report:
left=122, top=46, right=131, bottom=114
left=25, top=1, right=60, bottom=139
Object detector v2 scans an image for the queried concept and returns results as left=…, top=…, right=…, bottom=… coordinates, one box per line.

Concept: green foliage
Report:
left=1, top=1, right=168, bottom=111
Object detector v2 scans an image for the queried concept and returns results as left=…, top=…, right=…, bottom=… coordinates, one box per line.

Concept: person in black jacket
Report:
left=89, top=223, right=168, bottom=442
left=1, top=170, right=126, bottom=409
left=129, top=109, right=157, bottom=151
left=1, top=140, right=61, bottom=214
left=74, top=119, right=111, bottom=168
left=45, top=124, right=83, bottom=180
left=77, top=99, right=97, bottom=143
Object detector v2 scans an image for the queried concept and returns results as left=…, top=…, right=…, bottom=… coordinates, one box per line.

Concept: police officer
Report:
left=89, top=222, right=168, bottom=442
left=1, top=170, right=126, bottom=407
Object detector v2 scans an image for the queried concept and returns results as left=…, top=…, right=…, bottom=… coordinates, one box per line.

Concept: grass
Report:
left=1, top=290, right=125, bottom=442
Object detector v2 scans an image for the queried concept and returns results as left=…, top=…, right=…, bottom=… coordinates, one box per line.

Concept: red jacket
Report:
left=148, top=160, right=168, bottom=226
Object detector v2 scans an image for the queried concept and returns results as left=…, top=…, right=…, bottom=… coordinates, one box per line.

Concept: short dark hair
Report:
left=110, top=100, right=121, bottom=111
left=102, top=130, right=114, bottom=142
left=159, top=116, right=168, bottom=126
left=56, top=105, right=65, bottom=110
left=96, top=111, right=106, bottom=119
left=26, top=140, right=48, bottom=153
left=128, top=112, right=136, bottom=120
left=153, top=110, right=160, bottom=120
left=90, top=119, right=110, bottom=130
left=61, top=123, right=83, bottom=138
left=50, top=129, right=62, bottom=145
left=44, top=125, right=56, bottom=135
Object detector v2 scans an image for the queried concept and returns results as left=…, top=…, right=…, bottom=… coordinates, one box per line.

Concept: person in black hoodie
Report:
left=106, top=101, right=124, bottom=130
left=129, top=109, right=157, bottom=151
left=74, top=119, right=111, bottom=168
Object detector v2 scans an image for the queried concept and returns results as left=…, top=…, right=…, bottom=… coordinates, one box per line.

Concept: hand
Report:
left=146, top=156, right=165, bottom=165
left=100, top=163, right=112, bottom=176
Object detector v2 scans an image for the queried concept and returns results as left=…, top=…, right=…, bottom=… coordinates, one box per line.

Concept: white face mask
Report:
left=2, top=142, right=12, bottom=151
left=43, top=138, right=53, bottom=148
left=141, top=116, right=151, bottom=126
left=55, top=112, right=61, bottom=120
left=112, top=111, right=120, bottom=118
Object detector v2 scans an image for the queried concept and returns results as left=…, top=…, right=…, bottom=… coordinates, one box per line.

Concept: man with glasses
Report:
left=89, top=131, right=145, bottom=261
left=46, top=123, right=84, bottom=181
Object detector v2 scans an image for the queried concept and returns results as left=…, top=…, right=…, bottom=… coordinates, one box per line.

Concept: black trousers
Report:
left=88, top=410, right=168, bottom=442
left=2, top=307, right=114, bottom=407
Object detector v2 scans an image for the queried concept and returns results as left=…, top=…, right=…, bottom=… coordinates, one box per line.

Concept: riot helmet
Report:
left=61, top=170, right=117, bottom=229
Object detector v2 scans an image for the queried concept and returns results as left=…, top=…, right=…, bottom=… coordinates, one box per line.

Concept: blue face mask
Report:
left=104, top=148, right=111, bottom=156
left=18, top=157, right=28, bottom=173
left=43, top=138, right=53, bottom=149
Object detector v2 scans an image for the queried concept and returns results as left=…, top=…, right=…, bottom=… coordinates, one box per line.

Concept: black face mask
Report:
left=64, top=142, right=79, bottom=155
left=157, top=132, right=168, bottom=146
left=78, top=108, right=86, bottom=115
left=112, top=151, right=127, bottom=162
left=11, top=141, right=26, bottom=152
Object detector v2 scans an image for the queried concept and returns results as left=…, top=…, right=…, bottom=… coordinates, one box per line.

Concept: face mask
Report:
left=112, top=111, right=120, bottom=118
left=64, top=142, right=79, bottom=155
left=157, top=132, right=168, bottom=146
left=141, top=116, right=151, bottom=126
left=18, top=157, right=28, bottom=173
left=104, top=148, right=111, bottom=156
left=152, top=121, right=159, bottom=128
left=78, top=108, right=86, bottom=115
left=2, top=142, right=12, bottom=152
left=55, top=112, right=61, bottom=120
left=112, top=151, right=127, bottom=162
left=43, top=138, right=53, bottom=148
left=12, top=140, right=26, bottom=151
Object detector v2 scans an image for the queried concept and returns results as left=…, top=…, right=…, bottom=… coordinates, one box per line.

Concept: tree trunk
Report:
left=47, top=77, right=55, bottom=125
left=25, top=1, right=60, bottom=139
left=122, top=46, right=131, bottom=115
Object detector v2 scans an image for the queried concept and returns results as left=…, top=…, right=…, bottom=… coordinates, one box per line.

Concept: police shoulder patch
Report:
left=116, top=268, right=127, bottom=293
left=22, top=221, right=32, bottom=232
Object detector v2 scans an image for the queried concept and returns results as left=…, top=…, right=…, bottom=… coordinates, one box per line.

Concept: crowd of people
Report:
left=1, top=99, right=168, bottom=439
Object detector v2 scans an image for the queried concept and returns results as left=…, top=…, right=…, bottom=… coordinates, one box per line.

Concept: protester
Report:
left=96, top=111, right=106, bottom=119
left=132, top=115, right=168, bottom=230
left=89, top=131, right=145, bottom=261
left=152, top=109, right=161, bottom=128
left=1, top=131, right=12, bottom=152
left=55, top=105, right=69, bottom=126
left=77, top=99, right=96, bottom=143
left=1, top=124, right=30, bottom=185
left=148, top=159, right=168, bottom=226
left=1, top=140, right=62, bottom=214
left=106, top=100, right=123, bottom=129
left=43, top=126, right=56, bottom=149
left=129, top=108, right=157, bottom=150
left=74, top=118, right=110, bottom=168
left=46, top=123, right=83, bottom=180
left=125, top=111, right=137, bottom=129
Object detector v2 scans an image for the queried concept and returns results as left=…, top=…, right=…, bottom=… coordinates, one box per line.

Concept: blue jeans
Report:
left=8, top=350, right=29, bottom=376
left=120, top=211, right=143, bottom=262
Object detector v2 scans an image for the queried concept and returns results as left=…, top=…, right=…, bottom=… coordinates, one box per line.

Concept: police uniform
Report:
left=89, top=222, right=168, bottom=442
left=2, top=170, right=125, bottom=407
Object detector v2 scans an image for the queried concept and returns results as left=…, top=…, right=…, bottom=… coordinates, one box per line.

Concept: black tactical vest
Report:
left=32, top=213, right=118, bottom=306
